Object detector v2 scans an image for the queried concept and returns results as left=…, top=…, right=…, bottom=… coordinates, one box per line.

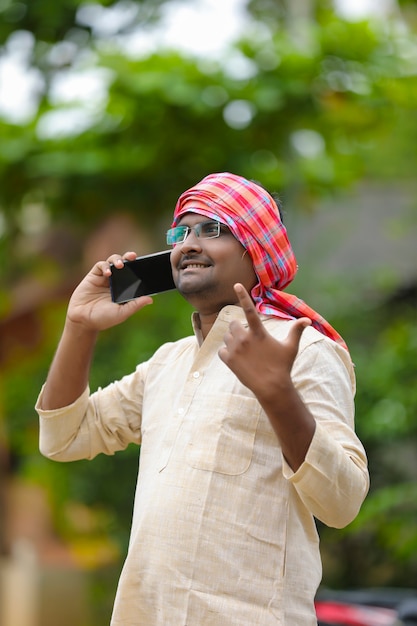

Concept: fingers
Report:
left=98, top=251, right=138, bottom=277
left=234, top=283, right=264, bottom=335
left=109, top=251, right=137, bottom=266
left=235, top=283, right=311, bottom=344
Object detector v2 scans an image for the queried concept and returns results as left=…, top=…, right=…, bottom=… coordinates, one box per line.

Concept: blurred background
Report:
left=0, top=0, right=416, bottom=624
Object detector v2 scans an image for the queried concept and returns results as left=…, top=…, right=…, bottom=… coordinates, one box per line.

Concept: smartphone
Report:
left=110, top=250, right=176, bottom=304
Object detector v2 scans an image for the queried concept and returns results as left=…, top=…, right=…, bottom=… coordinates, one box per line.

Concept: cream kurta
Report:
left=37, top=306, right=369, bottom=625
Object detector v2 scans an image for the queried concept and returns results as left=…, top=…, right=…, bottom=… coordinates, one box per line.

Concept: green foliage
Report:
left=319, top=298, right=417, bottom=587
left=1, top=5, right=417, bottom=256
left=0, top=0, right=171, bottom=44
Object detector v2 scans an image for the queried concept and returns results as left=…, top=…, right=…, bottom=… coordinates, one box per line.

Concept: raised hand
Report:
left=218, top=283, right=311, bottom=402
left=40, top=252, right=155, bottom=410
left=67, top=252, right=153, bottom=332
left=219, top=283, right=315, bottom=469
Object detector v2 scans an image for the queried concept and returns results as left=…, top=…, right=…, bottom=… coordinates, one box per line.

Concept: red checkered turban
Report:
left=172, top=172, right=347, bottom=350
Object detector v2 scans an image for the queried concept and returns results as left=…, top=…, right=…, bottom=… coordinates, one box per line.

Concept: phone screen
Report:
left=110, top=250, right=176, bottom=304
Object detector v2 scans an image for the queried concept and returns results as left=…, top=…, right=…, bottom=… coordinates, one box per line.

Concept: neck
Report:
left=195, top=311, right=220, bottom=340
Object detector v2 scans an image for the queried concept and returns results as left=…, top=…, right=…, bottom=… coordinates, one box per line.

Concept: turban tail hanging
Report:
left=172, top=172, right=348, bottom=351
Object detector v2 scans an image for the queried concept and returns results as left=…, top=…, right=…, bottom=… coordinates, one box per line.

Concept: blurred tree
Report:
left=319, top=289, right=417, bottom=587
left=0, top=0, right=175, bottom=44
left=1, top=5, right=416, bottom=271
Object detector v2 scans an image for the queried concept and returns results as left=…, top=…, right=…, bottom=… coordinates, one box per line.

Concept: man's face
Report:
left=170, top=212, right=258, bottom=314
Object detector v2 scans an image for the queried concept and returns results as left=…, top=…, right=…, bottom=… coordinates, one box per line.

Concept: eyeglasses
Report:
left=166, top=220, right=221, bottom=245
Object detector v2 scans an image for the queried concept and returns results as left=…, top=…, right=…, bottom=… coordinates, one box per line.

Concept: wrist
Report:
left=255, top=375, right=297, bottom=410
left=64, top=317, right=99, bottom=343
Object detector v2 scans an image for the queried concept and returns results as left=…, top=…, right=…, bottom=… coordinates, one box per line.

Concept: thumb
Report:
left=287, top=317, right=311, bottom=348
left=118, top=296, right=153, bottom=319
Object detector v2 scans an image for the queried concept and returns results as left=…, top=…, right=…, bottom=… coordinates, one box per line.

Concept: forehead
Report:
left=176, top=211, right=217, bottom=226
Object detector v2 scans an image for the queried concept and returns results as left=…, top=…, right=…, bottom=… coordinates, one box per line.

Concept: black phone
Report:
left=109, top=250, right=176, bottom=304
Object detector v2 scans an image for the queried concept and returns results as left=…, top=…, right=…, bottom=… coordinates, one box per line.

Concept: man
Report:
left=36, top=172, right=369, bottom=625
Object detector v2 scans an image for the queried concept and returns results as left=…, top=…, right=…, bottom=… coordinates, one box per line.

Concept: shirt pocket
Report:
left=186, top=392, right=261, bottom=475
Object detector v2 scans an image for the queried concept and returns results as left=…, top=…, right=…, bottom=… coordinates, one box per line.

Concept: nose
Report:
left=178, top=227, right=203, bottom=253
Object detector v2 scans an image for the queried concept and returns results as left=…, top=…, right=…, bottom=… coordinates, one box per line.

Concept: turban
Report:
left=172, top=172, right=347, bottom=351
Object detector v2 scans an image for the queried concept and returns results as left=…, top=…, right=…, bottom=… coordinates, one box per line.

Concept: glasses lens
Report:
left=166, top=226, right=188, bottom=245
left=199, top=221, right=220, bottom=238
left=166, top=221, right=220, bottom=245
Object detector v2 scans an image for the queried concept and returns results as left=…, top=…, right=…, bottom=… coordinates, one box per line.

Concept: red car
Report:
left=315, top=588, right=417, bottom=626
left=315, top=599, right=397, bottom=625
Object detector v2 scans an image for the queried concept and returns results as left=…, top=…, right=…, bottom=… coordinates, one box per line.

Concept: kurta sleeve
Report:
left=282, top=335, right=369, bottom=528
left=36, top=362, right=148, bottom=462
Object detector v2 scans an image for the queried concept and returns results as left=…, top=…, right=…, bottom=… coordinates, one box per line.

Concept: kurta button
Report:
left=192, top=371, right=200, bottom=379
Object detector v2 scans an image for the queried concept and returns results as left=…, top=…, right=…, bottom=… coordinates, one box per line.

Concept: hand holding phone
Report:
left=110, top=250, right=176, bottom=304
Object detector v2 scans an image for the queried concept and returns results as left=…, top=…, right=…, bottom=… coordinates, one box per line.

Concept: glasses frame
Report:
left=166, top=220, right=221, bottom=246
